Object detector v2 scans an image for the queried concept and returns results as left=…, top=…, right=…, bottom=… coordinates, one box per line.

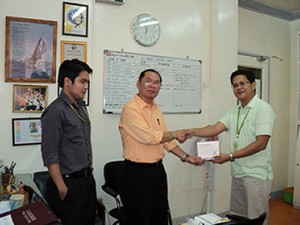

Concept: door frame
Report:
left=238, top=51, right=270, bottom=103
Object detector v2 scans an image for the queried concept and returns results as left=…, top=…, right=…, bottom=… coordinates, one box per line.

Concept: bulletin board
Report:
left=103, top=50, right=202, bottom=114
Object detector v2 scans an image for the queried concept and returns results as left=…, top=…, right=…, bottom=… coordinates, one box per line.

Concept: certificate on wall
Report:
left=197, top=139, right=220, bottom=160
left=12, top=118, right=42, bottom=146
left=60, top=41, right=87, bottom=62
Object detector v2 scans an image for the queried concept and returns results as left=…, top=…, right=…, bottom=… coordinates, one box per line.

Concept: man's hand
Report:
left=58, top=185, right=68, bottom=200
left=186, top=155, right=205, bottom=166
left=173, top=130, right=193, bottom=143
left=211, top=153, right=229, bottom=164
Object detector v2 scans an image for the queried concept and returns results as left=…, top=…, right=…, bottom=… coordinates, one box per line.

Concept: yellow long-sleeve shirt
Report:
left=119, top=94, right=178, bottom=163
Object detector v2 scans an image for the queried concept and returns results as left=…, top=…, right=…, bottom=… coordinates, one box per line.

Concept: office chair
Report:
left=102, top=160, right=126, bottom=225
left=33, top=171, right=105, bottom=225
left=215, top=212, right=266, bottom=225
left=33, top=171, right=49, bottom=199
left=102, top=160, right=173, bottom=225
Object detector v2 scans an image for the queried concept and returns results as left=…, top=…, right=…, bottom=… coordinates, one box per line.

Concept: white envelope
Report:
left=197, top=140, right=220, bottom=160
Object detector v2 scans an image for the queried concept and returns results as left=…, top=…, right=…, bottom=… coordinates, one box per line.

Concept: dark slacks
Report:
left=120, top=160, right=168, bottom=225
left=46, top=175, right=97, bottom=225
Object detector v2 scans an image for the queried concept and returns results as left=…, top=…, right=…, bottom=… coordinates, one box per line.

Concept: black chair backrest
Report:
left=242, top=212, right=266, bottom=225
left=103, top=160, right=124, bottom=196
left=216, top=212, right=266, bottom=225
left=33, top=171, right=49, bottom=198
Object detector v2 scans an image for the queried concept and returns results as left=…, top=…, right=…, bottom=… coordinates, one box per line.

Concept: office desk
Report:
left=0, top=201, right=60, bottom=225
left=0, top=173, right=60, bottom=224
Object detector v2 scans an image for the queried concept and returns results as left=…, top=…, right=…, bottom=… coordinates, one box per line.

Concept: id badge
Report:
left=233, top=140, right=238, bottom=152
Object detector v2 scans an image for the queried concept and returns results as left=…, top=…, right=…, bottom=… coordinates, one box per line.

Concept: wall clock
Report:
left=131, top=13, right=161, bottom=47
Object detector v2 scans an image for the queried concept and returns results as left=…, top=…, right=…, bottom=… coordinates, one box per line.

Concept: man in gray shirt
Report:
left=41, top=59, right=96, bottom=225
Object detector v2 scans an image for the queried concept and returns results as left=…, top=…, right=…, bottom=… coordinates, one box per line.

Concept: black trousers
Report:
left=120, top=160, right=168, bottom=225
left=46, top=175, right=97, bottom=225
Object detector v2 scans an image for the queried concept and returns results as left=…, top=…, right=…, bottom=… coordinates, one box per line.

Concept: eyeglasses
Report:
left=143, top=81, right=161, bottom=87
left=232, top=81, right=249, bottom=89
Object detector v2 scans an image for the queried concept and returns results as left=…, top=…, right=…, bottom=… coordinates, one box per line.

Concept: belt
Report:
left=125, top=159, right=163, bottom=168
left=63, top=167, right=93, bottom=178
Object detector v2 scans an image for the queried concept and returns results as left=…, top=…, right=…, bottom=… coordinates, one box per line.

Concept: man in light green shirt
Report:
left=187, top=69, right=276, bottom=225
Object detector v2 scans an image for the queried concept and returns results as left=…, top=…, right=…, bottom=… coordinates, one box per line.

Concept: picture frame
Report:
left=63, top=2, right=88, bottom=37
left=13, top=84, right=48, bottom=113
left=5, top=16, right=57, bottom=83
left=57, top=84, right=90, bottom=106
left=61, top=40, right=87, bottom=62
left=12, top=118, right=42, bottom=146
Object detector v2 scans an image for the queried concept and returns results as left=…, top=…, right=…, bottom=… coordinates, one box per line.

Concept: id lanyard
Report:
left=233, top=107, right=250, bottom=152
left=69, top=104, right=90, bottom=122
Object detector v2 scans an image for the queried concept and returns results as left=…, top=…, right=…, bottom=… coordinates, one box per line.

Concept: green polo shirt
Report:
left=219, top=95, right=276, bottom=180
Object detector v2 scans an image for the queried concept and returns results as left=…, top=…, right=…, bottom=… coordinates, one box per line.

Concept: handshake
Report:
left=170, top=129, right=193, bottom=143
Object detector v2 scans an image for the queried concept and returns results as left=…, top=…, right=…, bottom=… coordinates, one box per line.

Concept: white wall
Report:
left=290, top=20, right=300, bottom=187
left=89, top=0, right=236, bottom=217
left=208, top=0, right=238, bottom=214
left=238, top=8, right=292, bottom=192
left=290, top=18, right=300, bottom=207
left=1, top=0, right=294, bottom=221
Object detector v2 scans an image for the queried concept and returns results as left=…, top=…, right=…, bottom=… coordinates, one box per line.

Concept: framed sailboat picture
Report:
left=5, top=16, right=57, bottom=83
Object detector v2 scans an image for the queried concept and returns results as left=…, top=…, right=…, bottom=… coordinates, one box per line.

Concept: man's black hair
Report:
left=138, top=69, right=162, bottom=83
left=230, top=69, right=255, bottom=84
left=58, top=59, right=93, bottom=88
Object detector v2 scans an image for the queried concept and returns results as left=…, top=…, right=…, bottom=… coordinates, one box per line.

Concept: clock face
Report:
left=131, top=13, right=161, bottom=46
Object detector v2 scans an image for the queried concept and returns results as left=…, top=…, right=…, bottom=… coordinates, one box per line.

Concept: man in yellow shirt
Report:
left=119, top=69, right=203, bottom=225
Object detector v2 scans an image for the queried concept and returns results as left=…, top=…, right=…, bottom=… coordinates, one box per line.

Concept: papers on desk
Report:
left=197, top=140, right=220, bottom=160
left=0, top=215, right=14, bottom=225
left=183, top=213, right=222, bottom=225
left=0, top=201, right=11, bottom=214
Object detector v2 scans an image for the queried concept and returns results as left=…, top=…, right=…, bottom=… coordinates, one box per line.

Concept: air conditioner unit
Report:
left=95, top=0, right=124, bottom=6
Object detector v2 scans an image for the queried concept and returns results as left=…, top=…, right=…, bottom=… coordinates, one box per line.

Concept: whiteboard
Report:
left=103, top=50, right=202, bottom=114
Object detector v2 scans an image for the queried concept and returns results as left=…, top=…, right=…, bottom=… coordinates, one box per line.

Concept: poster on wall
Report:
left=5, top=16, right=57, bottom=83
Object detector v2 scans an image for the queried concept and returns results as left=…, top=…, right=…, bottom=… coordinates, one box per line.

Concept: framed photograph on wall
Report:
left=61, top=40, right=87, bottom=62
left=12, top=118, right=42, bottom=146
left=13, top=84, right=48, bottom=113
left=63, top=2, right=88, bottom=37
left=5, top=16, right=57, bottom=83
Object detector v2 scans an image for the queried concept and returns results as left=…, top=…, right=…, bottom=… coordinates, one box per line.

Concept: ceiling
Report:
left=239, top=0, right=300, bottom=21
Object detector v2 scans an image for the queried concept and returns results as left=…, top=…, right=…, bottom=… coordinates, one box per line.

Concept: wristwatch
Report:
left=229, top=153, right=235, bottom=162
left=181, top=153, right=190, bottom=162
